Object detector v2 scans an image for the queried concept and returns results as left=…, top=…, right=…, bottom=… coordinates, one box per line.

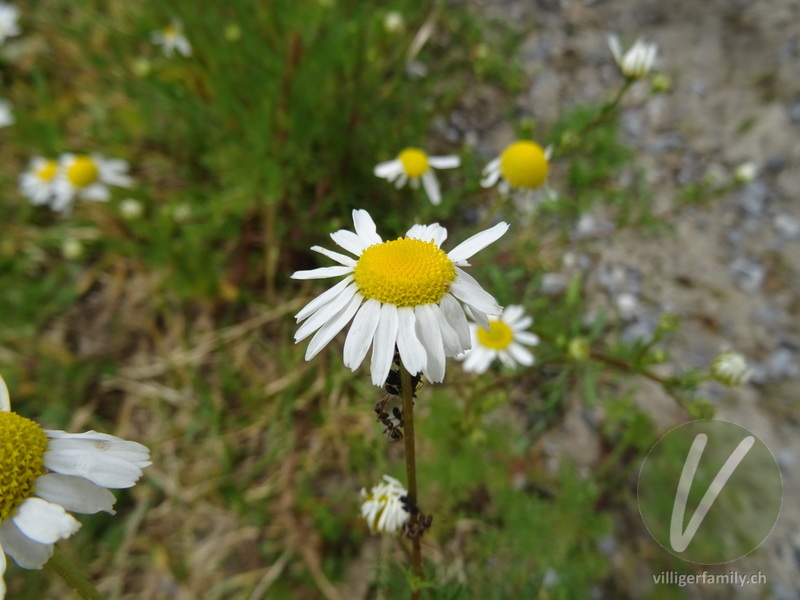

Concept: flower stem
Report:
left=45, top=547, right=104, bottom=600
left=400, top=363, right=423, bottom=598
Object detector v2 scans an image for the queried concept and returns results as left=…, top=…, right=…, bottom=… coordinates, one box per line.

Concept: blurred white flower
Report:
left=459, top=305, right=539, bottom=374
left=374, top=148, right=460, bottom=206
left=19, top=157, right=60, bottom=207
left=383, top=11, right=404, bottom=33
left=608, top=35, right=657, bottom=79
left=711, top=351, right=752, bottom=387
left=61, top=237, right=84, bottom=260
left=119, top=198, right=144, bottom=220
left=360, top=475, right=409, bottom=534
left=52, top=153, right=133, bottom=213
left=151, top=21, right=192, bottom=57
left=0, top=99, right=13, bottom=128
left=0, top=2, right=20, bottom=44
left=734, top=162, right=757, bottom=184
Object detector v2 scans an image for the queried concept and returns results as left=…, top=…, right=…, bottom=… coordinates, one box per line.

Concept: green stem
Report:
left=400, top=364, right=423, bottom=599
left=45, top=547, right=103, bottom=600
left=477, top=194, right=507, bottom=230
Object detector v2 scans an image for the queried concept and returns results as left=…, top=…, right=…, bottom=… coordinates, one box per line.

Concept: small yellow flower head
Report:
left=711, top=352, right=752, bottom=387
left=360, top=475, right=409, bottom=534
left=481, top=141, right=550, bottom=195
left=374, top=148, right=461, bottom=205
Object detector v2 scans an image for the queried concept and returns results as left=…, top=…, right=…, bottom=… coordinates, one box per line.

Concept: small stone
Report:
left=774, top=214, right=800, bottom=239
left=736, top=180, right=769, bottom=217
left=768, top=346, right=798, bottom=379
left=729, top=257, right=765, bottom=293
left=540, top=273, right=569, bottom=295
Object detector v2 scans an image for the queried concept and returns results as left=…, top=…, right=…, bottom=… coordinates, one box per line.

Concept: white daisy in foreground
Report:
left=0, top=374, right=150, bottom=593
left=481, top=140, right=550, bottom=196
left=19, top=157, right=60, bottom=207
left=374, top=148, right=460, bottom=206
left=0, top=99, right=13, bottom=128
left=292, top=209, right=508, bottom=385
left=52, top=153, right=132, bottom=213
left=459, top=304, right=539, bottom=374
left=0, top=2, right=20, bottom=44
left=151, top=21, right=192, bottom=57
left=607, top=34, right=657, bottom=80
left=711, top=351, right=752, bottom=387
left=360, top=475, right=409, bottom=535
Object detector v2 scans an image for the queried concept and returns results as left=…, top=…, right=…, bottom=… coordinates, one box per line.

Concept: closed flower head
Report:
left=360, top=475, right=409, bottom=535
left=292, top=209, right=508, bottom=385
left=608, top=35, right=657, bottom=79
left=711, top=351, right=752, bottom=387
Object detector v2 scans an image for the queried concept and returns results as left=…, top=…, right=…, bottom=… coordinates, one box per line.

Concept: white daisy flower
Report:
left=711, top=351, right=752, bottom=387
left=607, top=34, right=657, bottom=80
left=360, top=475, right=409, bottom=535
left=459, top=304, right=539, bottom=374
left=52, top=153, right=133, bottom=213
left=292, top=209, right=508, bottom=386
left=0, top=374, right=150, bottom=593
left=481, top=140, right=551, bottom=196
left=0, top=3, right=20, bottom=44
left=19, top=157, right=60, bottom=207
left=0, top=99, right=13, bottom=128
left=151, top=21, right=192, bottom=57
left=374, top=148, right=460, bottom=206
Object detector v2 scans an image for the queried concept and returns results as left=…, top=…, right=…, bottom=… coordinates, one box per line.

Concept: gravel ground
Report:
left=465, top=0, right=800, bottom=597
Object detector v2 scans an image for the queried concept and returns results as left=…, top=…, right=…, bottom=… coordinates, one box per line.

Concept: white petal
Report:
left=514, top=331, right=540, bottom=346
left=0, top=519, right=53, bottom=570
left=343, top=298, right=381, bottom=370
left=421, top=171, right=441, bottom=205
left=502, top=305, right=524, bottom=325
left=429, top=303, right=461, bottom=356
left=370, top=304, right=399, bottom=386
left=330, top=229, right=373, bottom=256
left=291, top=265, right=353, bottom=280
left=462, top=347, right=493, bottom=374
left=608, top=34, right=622, bottom=62
left=405, top=223, right=447, bottom=246
left=508, top=342, right=535, bottom=366
left=12, top=497, right=81, bottom=545
left=79, top=183, right=110, bottom=202
left=439, top=293, right=471, bottom=351
left=510, top=315, right=533, bottom=331
left=176, top=38, right=192, bottom=56
left=395, top=307, right=426, bottom=376
left=44, top=436, right=149, bottom=488
left=449, top=278, right=502, bottom=317
left=352, top=209, right=383, bottom=246
left=428, top=155, right=460, bottom=169
left=497, top=349, right=517, bottom=369
left=295, top=283, right=358, bottom=342
left=0, top=373, right=9, bottom=411
left=447, top=222, right=509, bottom=264
left=415, top=304, right=446, bottom=383
left=480, top=158, right=501, bottom=188
left=295, top=274, right=355, bottom=322
left=374, top=159, right=403, bottom=179
left=395, top=173, right=408, bottom=189
left=0, top=546, right=5, bottom=596
left=304, top=291, right=363, bottom=361
left=34, top=473, right=116, bottom=515
left=311, top=245, right=356, bottom=267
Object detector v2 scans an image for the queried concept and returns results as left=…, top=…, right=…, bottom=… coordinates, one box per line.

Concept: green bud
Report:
left=567, top=337, right=590, bottom=361
left=651, top=73, right=672, bottom=94
left=687, top=398, right=715, bottom=420
left=657, top=312, right=681, bottom=333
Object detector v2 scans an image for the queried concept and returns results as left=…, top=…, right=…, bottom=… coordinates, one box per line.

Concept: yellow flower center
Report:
left=354, top=238, right=455, bottom=307
left=499, top=141, right=548, bottom=189
left=36, top=160, right=59, bottom=182
left=0, top=411, right=48, bottom=521
left=477, top=320, right=514, bottom=350
left=398, top=148, right=430, bottom=178
left=66, top=156, right=100, bottom=188
left=163, top=25, right=178, bottom=40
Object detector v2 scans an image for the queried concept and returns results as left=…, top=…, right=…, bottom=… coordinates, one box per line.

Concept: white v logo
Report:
left=670, top=433, right=755, bottom=552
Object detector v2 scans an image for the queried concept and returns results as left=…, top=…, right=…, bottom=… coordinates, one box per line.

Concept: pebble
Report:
left=774, top=214, right=800, bottom=239
left=768, top=345, right=799, bottom=379
left=729, top=257, right=766, bottom=293
left=736, top=180, right=770, bottom=217
left=540, top=272, right=569, bottom=295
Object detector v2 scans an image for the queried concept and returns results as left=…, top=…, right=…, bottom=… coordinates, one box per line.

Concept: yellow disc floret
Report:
left=477, top=320, right=514, bottom=350
left=398, top=148, right=430, bottom=178
left=0, top=411, right=48, bottom=521
left=66, top=155, right=100, bottom=188
left=499, top=141, right=548, bottom=189
left=354, top=237, right=455, bottom=307
left=36, top=159, right=59, bottom=182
